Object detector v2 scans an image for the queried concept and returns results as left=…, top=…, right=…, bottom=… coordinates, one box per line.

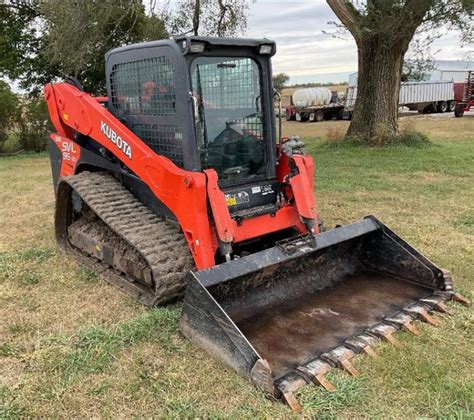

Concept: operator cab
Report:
left=106, top=37, right=278, bottom=214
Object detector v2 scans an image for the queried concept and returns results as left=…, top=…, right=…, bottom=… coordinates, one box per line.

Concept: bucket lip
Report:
left=192, top=216, right=380, bottom=288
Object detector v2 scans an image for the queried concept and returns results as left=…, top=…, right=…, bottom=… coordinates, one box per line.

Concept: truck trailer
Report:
left=286, top=87, right=344, bottom=122
left=346, top=80, right=456, bottom=115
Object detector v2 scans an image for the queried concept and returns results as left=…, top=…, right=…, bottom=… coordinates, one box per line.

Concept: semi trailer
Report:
left=346, top=80, right=456, bottom=115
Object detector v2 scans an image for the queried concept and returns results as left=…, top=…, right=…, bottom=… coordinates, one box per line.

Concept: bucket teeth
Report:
left=418, top=309, right=441, bottom=327
left=296, top=365, right=336, bottom=392
left=386, top=312, right=415, bottom=328
left=314, top=373, right=336, bottom=392
left=321, top=347, right=360, bottom=377
left=282, top=391, right=302, bottom=413
left=386, top=313, right=422, bottom=336
left=452, top=292, right=471, bottom=306
left=420, top=297, right=452, bottom=315
left=383, top=331, right=402, bottom=347
left=344, top=337, right=380, bottom=360
left=369, top=324, right=402, bottom=348
left=404, top=304, right=441, bottom=327
left=339, top=359, right=360, bottom=377
left=362, top=345, right=380, bottom=359
left=434, top=302, right=452, bottom=315
left=402, top=321, right=422, bottom=336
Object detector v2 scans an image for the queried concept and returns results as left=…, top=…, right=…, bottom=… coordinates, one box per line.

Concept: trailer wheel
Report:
left=437, top=101, right=448, bottom=113
left=315, top=110, right=325, bottom=122
left=454, top=104, right=464, bottom=118
left=448, top=101, right=456, bottom=112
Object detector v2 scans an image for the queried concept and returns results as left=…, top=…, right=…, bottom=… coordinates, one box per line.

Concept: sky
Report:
left=245, top=0, right=472, bottom=85
left=5, top=1, right=471, bottom=91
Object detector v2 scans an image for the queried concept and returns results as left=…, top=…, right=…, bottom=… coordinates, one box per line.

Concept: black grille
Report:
left=110, top=56, right=184, bottom=166
left=110, top=56, right=176, bottom=116
left=133, top=124, right=184, bottom=167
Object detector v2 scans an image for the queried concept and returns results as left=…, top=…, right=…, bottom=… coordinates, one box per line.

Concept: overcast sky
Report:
left=246, top=0, right=472, bottom=84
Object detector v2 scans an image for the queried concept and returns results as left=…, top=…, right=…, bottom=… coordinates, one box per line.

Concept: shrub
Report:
left=1, top=131, right=22, bottom=153
left=0, top=81, right=20, bottom=151
left=18, top=98, right=53, bottom=152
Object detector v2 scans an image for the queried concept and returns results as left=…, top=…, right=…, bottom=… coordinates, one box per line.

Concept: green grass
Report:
left=52, top=307, right=180, bottom=384
left=0, top=120, right=473, bottom=417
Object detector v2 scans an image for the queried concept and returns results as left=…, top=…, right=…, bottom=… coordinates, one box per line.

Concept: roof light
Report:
left=259, top=45, right=272, bottom=54
left=190, top=43, right=205, bottom=53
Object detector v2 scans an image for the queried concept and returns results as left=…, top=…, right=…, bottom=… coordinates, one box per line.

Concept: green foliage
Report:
left=0, top=0, right=169, bottom=95
left=272, top=73, right=290, bottom=94
left=171, top=0, right=248, bottom=37
left=1, top=131, right=21, bottom=153
left=17, top=97, right=52, bottom=152
left=0, top=1, right=51, bottom=95
left=0, top=80, right=19, bottom=149
left=40, top=0, right=167, bottom=94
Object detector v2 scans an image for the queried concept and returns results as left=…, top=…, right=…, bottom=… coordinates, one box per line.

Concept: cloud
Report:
left=246, top=1, right=469, bottom=84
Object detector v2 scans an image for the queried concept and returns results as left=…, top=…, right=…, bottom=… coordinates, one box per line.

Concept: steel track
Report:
left=56, top=171, right=194, bottom=306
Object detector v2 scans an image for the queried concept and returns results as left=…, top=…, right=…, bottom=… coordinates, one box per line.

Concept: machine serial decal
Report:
left=100, top=121, right=133, bottom=159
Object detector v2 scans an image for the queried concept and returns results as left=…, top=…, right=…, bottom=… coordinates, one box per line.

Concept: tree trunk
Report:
left=193, top=0, right=201, bottom=35
left=347, top=38, right=405, bottom=142
left=326, top=0, right=434, bottom=144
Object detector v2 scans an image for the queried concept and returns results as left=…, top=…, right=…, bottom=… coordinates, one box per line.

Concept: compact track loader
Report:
left=45, top=37, right=468, bottom=411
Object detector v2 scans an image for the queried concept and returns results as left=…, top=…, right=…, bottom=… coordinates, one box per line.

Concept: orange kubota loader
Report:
left=44, top=37, right=468, bottom=411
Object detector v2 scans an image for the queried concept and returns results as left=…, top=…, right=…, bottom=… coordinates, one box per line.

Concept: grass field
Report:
left=1, top=115, right=473, bottom=418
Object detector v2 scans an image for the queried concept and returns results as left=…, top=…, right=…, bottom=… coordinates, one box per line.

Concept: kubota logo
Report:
left=100, top=121, right=132, bottom=159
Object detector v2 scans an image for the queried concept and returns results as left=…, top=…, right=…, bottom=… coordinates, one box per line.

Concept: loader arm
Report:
left=44, top=82, right=313, bottom=269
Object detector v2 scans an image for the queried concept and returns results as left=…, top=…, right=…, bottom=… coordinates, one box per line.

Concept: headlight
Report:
left=259, top=45, right=272, bottom=54
left=190, top=43, right=205, bottom=53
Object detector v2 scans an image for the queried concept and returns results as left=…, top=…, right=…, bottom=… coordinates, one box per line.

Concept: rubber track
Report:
left=64, top=171, right=194, bottom=305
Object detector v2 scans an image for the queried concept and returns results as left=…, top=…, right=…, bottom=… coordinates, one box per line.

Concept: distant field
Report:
left=283, top=111, right=474, bottom=140
left=0, top=116, right=473, bottom=417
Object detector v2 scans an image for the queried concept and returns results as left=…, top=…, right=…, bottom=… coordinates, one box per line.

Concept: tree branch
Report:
left=326, top=0, right=362, bottom=41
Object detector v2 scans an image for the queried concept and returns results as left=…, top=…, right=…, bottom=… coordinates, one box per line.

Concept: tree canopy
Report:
left=0, top=0, right=249, bottom=96
left=272, top=73, right=290, bottom=94
left=0, top=0, right=168, bottom=94
left=171, top=0, right=248, bottom=37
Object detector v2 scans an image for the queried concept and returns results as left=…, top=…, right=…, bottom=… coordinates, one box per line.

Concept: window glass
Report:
left=191, top=57, right=265, bottom=184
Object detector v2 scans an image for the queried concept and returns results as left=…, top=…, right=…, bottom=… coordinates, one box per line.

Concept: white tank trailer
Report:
left=291, top=87, right=344, bottom=122
left=292, top=87, right=332, bottom=107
